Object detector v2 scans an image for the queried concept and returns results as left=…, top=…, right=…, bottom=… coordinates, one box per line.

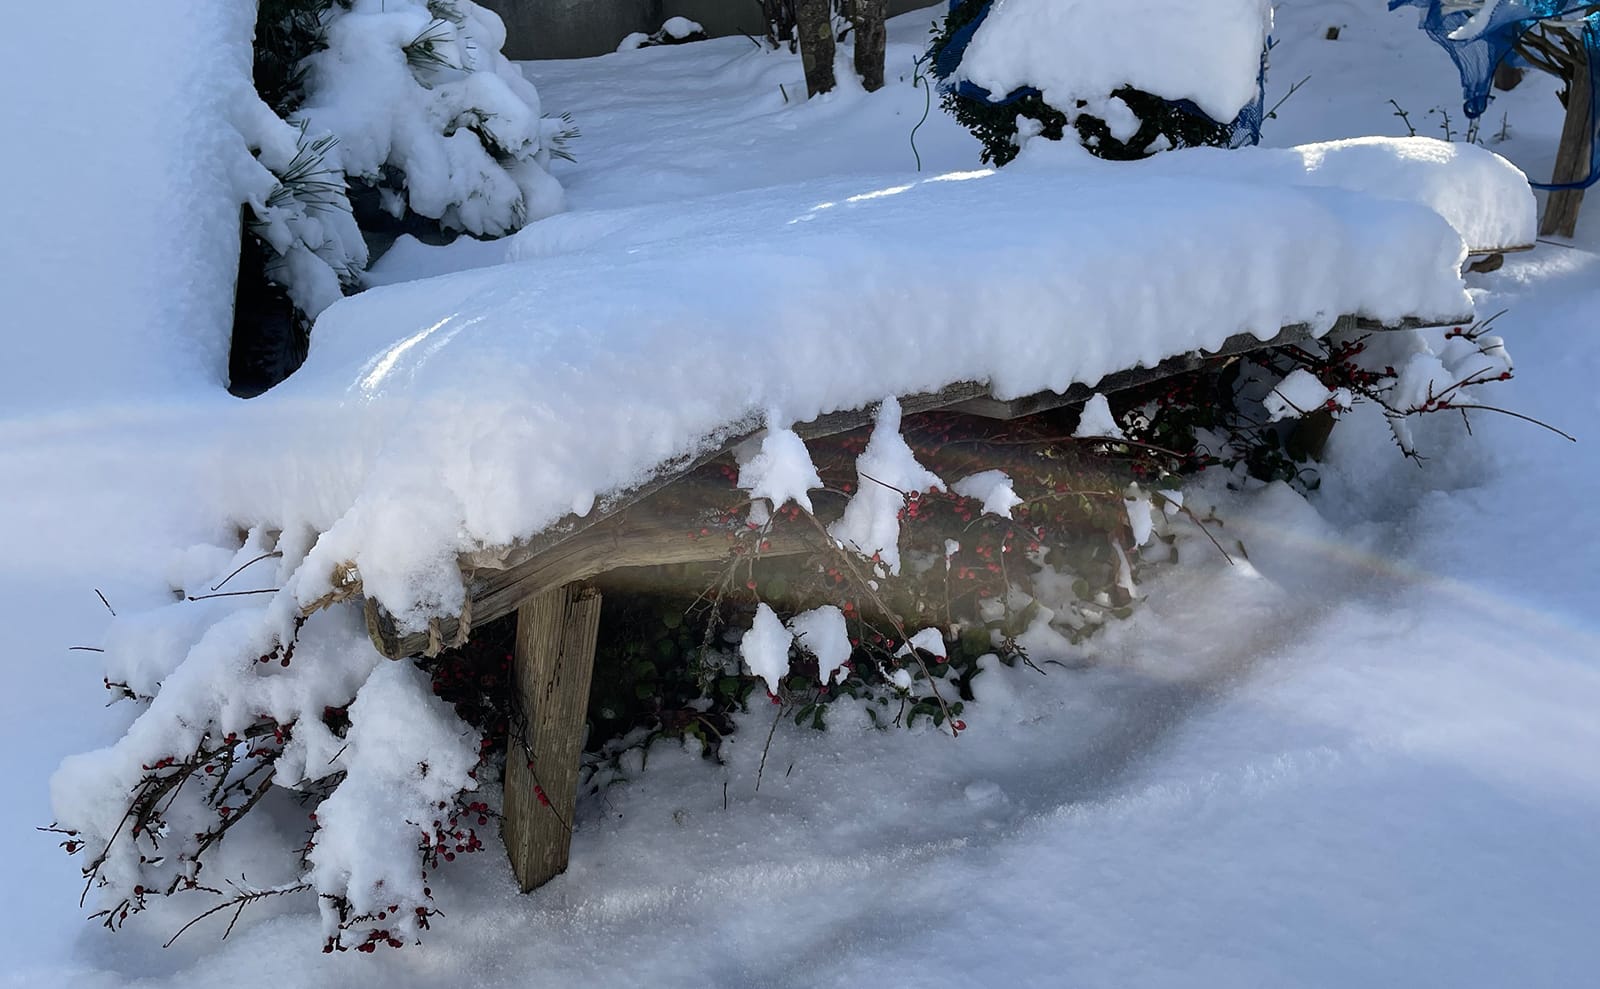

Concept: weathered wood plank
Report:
left=1541, top=52, right=1593, bottom=238
left=502, top=584, right=604, bottom=892
left=365, top=508, right=811, bottom=659
left=361, top=313, right=1473, bottom=659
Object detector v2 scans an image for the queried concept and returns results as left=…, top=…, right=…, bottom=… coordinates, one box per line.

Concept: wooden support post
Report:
left=503, top=583, right=602, bottom=893
left=1541, top=55, right=1593, bottom=239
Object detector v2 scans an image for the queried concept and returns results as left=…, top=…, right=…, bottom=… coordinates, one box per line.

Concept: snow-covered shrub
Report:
left=567, top=400, right=1176, bottom=764
left=231, top=0, right=568, bottom=394
left=929, top=0, right=1270, bottom=165
left=46, top=532, right=491, bottom=951
left=299, top=0, right=566, bottom=239
left=572, top=330, right=1529, bottom=761
left=618, top=16, right=708, bottom=52
left=1111, top=316, right=1519, bottom=491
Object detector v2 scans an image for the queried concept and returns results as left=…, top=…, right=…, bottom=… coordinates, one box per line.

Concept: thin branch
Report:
left=1175, top=502, right=1236, bottom=566
left=795, top=510, right=960, bottom=733
left=186, top=589, right=279, bottom=602
left=754, top=700, right=785, bottom=793
left=856, top=470, right=908, bottom=497
left=163, top=882, right=311, bottom=948
left=1266, top=74, right=1311, bottom=121
left=211, top=552, right=284, bottom=592
left=1446, top=404, right=1577, bottom=442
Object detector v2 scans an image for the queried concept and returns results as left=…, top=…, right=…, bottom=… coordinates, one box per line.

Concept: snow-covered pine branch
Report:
left=232, top=0, right=568, bottom=393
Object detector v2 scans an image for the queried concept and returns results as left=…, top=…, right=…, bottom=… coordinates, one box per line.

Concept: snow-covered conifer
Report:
left=232, top=0, right=568, bottom=393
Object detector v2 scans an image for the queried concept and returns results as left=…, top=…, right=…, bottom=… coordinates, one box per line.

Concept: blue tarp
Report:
left=1391, top=0, right=1600, bottom=190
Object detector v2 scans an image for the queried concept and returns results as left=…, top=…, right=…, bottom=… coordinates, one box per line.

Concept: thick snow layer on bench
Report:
left=1066, top=136, right=1536, bottom=252
left=954, top=0, right=1273, bottom=123
left=238, top=139, right=1527, bottom=626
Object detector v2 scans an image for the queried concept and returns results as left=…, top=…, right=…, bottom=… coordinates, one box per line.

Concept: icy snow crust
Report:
left=241, top=137, right=1531, bottom=628
left=955, top=0, right=1274, bottom=122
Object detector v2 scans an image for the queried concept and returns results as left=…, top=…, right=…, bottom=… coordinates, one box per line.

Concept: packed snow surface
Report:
left=955, top=0, right=1274, bottom=122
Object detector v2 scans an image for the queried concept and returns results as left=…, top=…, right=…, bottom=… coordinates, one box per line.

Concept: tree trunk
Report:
left=1541, top=54, right=1593, bottom=239
left=853, top=0, right=887, bottom=93
left=796, top=0, right=835, bottom=97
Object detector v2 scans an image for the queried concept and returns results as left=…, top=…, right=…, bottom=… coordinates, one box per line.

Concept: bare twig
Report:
left=211, top=552, right=284, bottom=592
left=1266, top=74, right=1311, bottom=121
left=186, top=589, right=279, bottom=602
left=795, top=510, right=959, bottom=733
left=1175, top=502, right=1236, bottom=566
left=1443, top=404, right=1577, bottom=442
left=754, top=700, right=785, bottom=793
left=163, top=882, right=311, bottom=948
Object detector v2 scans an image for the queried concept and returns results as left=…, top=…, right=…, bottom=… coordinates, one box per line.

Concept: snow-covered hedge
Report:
left=932, top=0, right=1271, bottom=164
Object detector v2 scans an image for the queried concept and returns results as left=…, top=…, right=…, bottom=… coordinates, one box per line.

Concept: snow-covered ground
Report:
left=3, top=2, right=1599, bottom=986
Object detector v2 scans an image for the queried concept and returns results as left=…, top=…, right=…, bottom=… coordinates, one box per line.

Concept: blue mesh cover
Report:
left=930, top=0, right=1265, bottom=148
left=1391, top=0, right=1600, bottom=189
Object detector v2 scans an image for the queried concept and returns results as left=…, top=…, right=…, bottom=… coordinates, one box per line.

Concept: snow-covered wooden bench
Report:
left=357, top=311, right=1461, bottom=890
left=46, top=136, right=1539, bottom=946
left=282, top=136, right=1531, bottom=893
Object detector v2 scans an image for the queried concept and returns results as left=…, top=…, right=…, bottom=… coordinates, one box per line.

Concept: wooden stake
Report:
left=503, top=584, right=602, bottom=892
left=1541, top=55, right=1593, bottom=239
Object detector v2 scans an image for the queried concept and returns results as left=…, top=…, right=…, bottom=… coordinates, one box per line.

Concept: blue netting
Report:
left=1391, top=0, right=1600, bottom=190
left=929, top=0, right=1266, bottom=148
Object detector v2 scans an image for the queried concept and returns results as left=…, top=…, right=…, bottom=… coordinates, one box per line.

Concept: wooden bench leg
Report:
left=1541, top=57, right=1593, bottom=239
left=503, top=584, right=602, bottom=892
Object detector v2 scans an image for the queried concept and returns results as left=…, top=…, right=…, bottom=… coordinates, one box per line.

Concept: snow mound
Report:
left=741, top=603, right=795, bottom=694
left=788, top=606, right=853, bottom=685
left=952, top=470, right=1024, bottom=519
left=1072, top=393, right=1126, bottom=440
left=1015, top=135, right=1537, bottom=253
left=737, top=425, right=824, bottom=525
left=829, top=398, right=946, bottom=575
